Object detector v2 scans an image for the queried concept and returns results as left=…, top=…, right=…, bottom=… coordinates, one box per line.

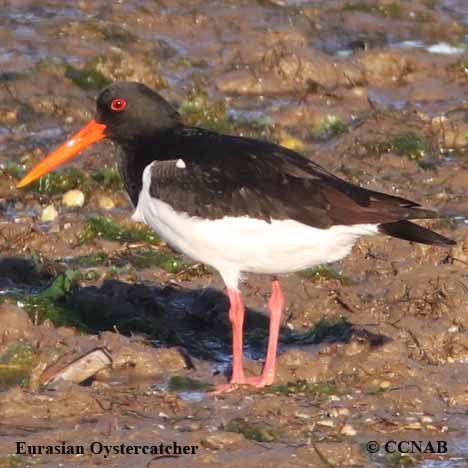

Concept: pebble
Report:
left=279, top=134, right=305, bottom=151
left=420, top=415, right=433, bottom=424
left=405, top=422, right=422, bottom=430
left=379, top=380, right=391, bottom=389
left=62, top=189, right=85, bottom=208
left=340, top=424, right=357, bottom=436
left=201, top=432, right=244, bottom=450
left=317, top=419, right=335, bottom=428
left=41, top=204, right=58, bottom=222
left=98, top=195, right=115, bottom=210
left=329, top=407, right=350, bottom=418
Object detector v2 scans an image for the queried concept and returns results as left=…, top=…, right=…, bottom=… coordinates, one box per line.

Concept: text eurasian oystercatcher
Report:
left=18, top=82, right=455, bottom=393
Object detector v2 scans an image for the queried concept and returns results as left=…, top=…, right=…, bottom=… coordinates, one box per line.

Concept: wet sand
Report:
left=0, top=1, right=467, bottom=466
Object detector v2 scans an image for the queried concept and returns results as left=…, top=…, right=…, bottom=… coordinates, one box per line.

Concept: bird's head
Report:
left=17, top=81, right=180, bottom=188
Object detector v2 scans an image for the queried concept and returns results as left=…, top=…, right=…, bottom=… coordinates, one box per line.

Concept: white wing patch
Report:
left=176, top=159, right=186, bottom=169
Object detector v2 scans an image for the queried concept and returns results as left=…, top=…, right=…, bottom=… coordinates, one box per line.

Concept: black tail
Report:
left=379, top=220, right=455, bottom=246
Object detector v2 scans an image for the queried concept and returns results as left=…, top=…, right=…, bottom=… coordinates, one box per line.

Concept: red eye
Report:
left=110, top=98, right=127, bottom=111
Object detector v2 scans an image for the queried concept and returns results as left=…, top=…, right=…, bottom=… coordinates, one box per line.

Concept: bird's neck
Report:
left=116, top=129, right=178, bottom=206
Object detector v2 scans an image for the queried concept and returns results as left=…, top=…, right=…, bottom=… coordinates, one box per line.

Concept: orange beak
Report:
left=17, top=120, right=107, bottom=188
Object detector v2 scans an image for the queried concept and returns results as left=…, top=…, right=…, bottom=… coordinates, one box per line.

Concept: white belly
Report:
left=133, top=163, right=378, bottom=288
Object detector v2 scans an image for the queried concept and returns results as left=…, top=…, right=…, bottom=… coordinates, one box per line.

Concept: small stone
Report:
left=41, top=204, right=58, bottom=222
left=379, top=380, right=391, bottom=389
left=420, top=415, right=433, bottom=424
left=338, top=408, right=350, bottom=417
left=279, top=133, right=304, bottom=151
left=175, top=422, right=201, bottom=432
left=317, top=419, right=335, bottom=428
left=405, top=422, right=422, bottom=430
left=448, top=326, right=459, bottom=333
left=62, top=189, right=85, bottom=208
left=340, top=424, right=357, bottom=436
left=201, top=432, right=244, bottom=450
left=344, top=341, right=366, bottom=356
left=98, top=196, right=115, bottom=210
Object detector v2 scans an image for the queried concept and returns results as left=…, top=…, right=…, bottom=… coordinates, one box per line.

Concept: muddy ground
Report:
left=0, top=0, right=467, bottom=467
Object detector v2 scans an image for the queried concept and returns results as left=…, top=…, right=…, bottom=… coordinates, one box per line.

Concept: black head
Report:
left=96, top=81, right=181, bottom=142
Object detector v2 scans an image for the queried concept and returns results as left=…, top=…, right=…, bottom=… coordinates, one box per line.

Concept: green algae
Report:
left=288, top=316, right=353, bottom=345
left=78, top=216, right=160, bottom=245
left=0, top=341, right=39, bottom=391
left=300, top=265, right=355, bottom=286
left=26, top=168, right=85, bottom=196
left=68, top=247, right=190, bottom=274
left=65, top=63, right=111, bottom=90
left=366, top=132, right=428, bottom=161
left=179, top=96, right=231, bottom=134
left=70, top=251, right=110, bottom=268
left=91, top=167, right=124, bottom=190
left=1, top=162, right=25, bottom=179
left=225, top=418, right=280, bottom=442
left=267, top=380, right=337, bottom=397
left=169, top=376, right=213, bottom=392
left=386, top=452, right=414, bottom=466
left=118, top=248, right=189, bottom=273
left=343, top=2, right=402, bottom=17
left=178, top=84, right=273, bottom=139
left=312, top=115, right=347, bottom=139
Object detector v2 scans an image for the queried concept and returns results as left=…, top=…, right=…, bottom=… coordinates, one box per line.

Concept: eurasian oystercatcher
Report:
left=18, top=81, right=455, bottom=393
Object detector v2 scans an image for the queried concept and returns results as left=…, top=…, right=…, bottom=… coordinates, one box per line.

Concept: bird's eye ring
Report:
left=110, top=98, right=127, bottom=112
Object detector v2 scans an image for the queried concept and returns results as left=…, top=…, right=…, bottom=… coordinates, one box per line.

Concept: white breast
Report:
left=132, top=163, right=378, bottom=288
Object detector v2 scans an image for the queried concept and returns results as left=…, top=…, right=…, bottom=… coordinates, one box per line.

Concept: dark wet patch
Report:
left=0, top=257, right=51, bottom=288
left=5, top=270, right=86, bottom=329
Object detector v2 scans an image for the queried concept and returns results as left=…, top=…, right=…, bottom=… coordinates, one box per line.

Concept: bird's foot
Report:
left=207, top=375, right=273, bottom=395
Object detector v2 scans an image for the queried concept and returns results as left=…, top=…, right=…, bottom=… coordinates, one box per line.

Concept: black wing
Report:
left=149, top=127, right=437, bottom=228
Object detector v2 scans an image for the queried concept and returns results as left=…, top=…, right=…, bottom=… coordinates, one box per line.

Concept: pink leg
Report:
left=209, top=288, right=246, bottom=394
left=261, top=278, right=284, bottom=385
left=228, top=288, right=245, bottom=382
left=209, top=281, right=284, bottom=394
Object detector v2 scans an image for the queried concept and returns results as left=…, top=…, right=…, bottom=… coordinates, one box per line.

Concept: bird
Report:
left=17, top=81, right=455, bottom=394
